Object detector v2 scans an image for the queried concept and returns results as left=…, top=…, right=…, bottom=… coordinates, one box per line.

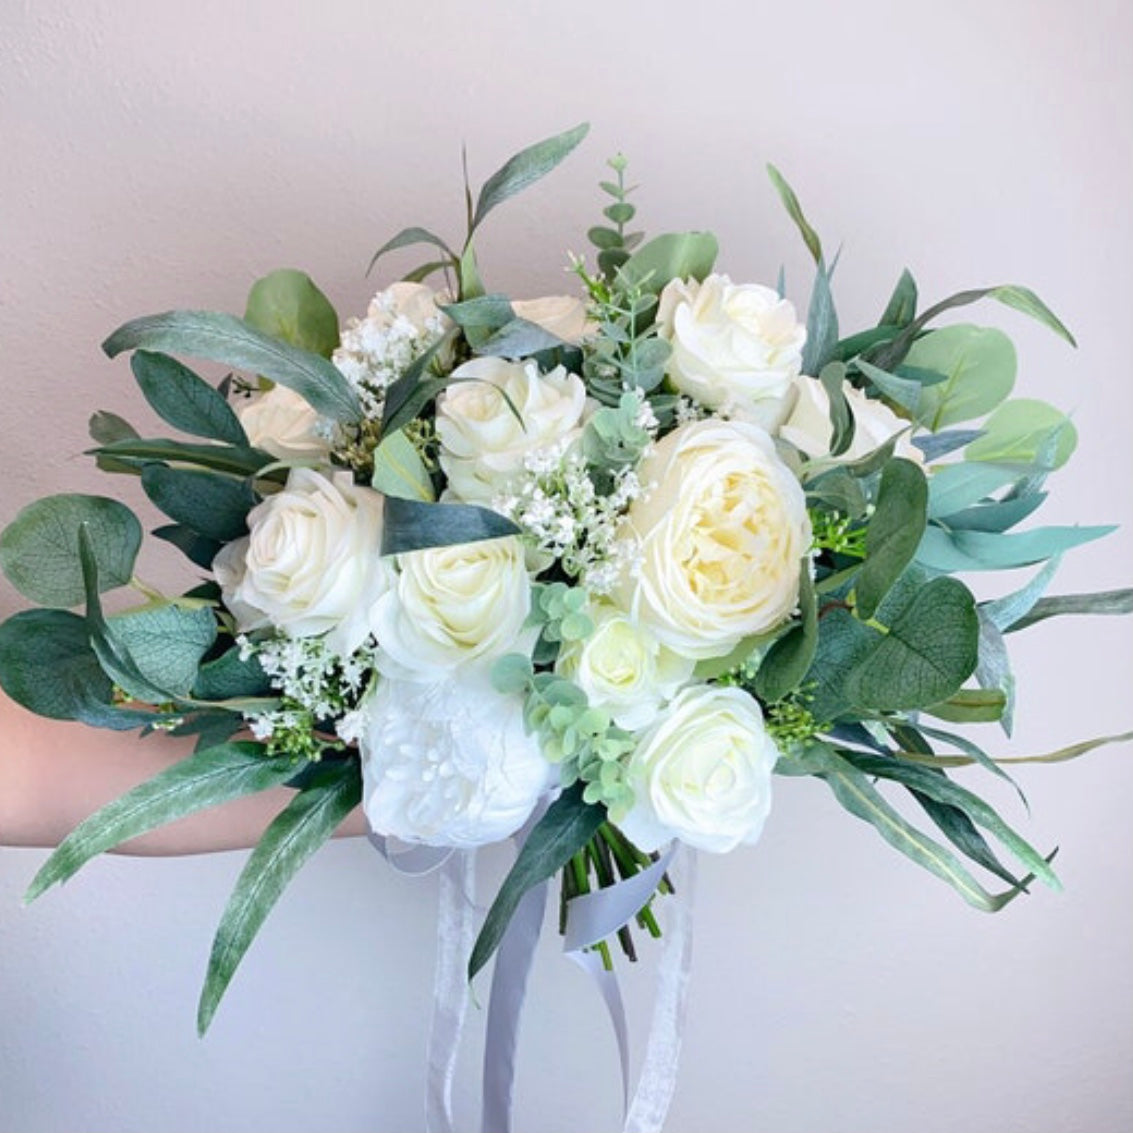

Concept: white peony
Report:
left=511, top=295, right=592, bottom=345
left=555, top=601, right=694, bottom=730
left=619, top=684, right=778, bottom=853
left=237, top=385, right=332, bottom=463
left=359, top=673, right=552, bottom=847
left=777, top=375, right=924, bottom=464
left=371, top=534, right=532, bottom=678
left=657, top=273, right=805, bottom=418
left=436, top=357, right=588, bottom=503
left=214, top=468, right=390, bottom=656
left=614, top=418, right=811, bottom=660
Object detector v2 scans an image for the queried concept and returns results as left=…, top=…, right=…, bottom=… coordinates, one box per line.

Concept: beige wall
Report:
left=2, top=1, right=1131, bottom=1130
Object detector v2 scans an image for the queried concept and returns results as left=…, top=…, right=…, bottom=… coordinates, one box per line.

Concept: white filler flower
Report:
left=359, top=673, right=552, bottom=847
left=620, top=684, right=778, bottom=853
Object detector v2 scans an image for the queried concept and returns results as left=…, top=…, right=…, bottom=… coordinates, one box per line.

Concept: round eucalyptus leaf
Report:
left=0, top=494, right=142, bottom=607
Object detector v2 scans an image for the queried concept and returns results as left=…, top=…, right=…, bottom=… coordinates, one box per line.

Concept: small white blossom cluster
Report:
left=332, top=283, right=449, bottom=420
left=493, top=446, right=644, bottom=594
left=238, top=633, right=374, bottom=749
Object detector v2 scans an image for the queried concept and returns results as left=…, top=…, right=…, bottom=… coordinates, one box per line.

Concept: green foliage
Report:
left=88, top=437, right=277, bottom=479
left=534, top=582, right=594, bottom=644
left=141, top=465, right=257, bottom=543
left=131, top=351, right=248, bottom=445
left=0, top=494, right=142, bottom=608
left=616, top=232, right=718, bottom=297
left=198, top=759, right=361, bottom=1033
left=243, top=268, right=340, bottom=358
left=878, top=268, right=918, bottom=327
left=581, top=390, right=655, bottom=478
left=26, top=743, right=300, bottom=901
left=370, top=429, right=435, bottom=502
left=468, top=783, right=605, bottom=981
left=589, top=153, right=645, bottom=279
left=753, top=566, right=817, bottom=703
left=964, top=398, right=1077, bottom=468
left=103, top=310, right=361, bottom=424
left=766, top=164, right=823, bottom=265
left=380, top=497, right=520, bottom=556
left=905, top=325, right=1017, bottom=430
left=107, top=604, right=218, bottom=700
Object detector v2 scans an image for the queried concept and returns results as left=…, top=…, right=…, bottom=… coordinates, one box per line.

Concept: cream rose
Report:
left=778, top=375, right=923, bottom=464
left=511, top=295, right=592, bottom=345
left=359, top=673, right=552, bottom=847
left=657, top=274, right=806, bottom=416
left=619, top=684, right=778, bottom=853
left=371, top=534, right=531, bottom=678
left=214, top=468, right=390, bottom=655
left=555, top=602, right=694, bottom=730
left=237, top=385, right=332, bottom=463
left=435, top=357, right=588, bottom=503
left=615, top=418, right=811, bottom=660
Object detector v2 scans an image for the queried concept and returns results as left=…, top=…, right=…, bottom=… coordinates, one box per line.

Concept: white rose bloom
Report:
left=436, top=357, right=588, bottom=503
left=555, top=602, right=694, bottom=730
left=511, top=295, right=592, bottom=345
left=657, top=274, right=805, bottom=418
left=371, top=534, right=531, bottom=678
left=237, top=385, right=333, bottom=463
left=615, top=418, right=811, bottom=660
left=620, top=684, right=778, bottom=853
left=215, top=468, right=390, bottom=656
left=359, top=673, right=552, bottom=847
left=778, top=375, right=924, bottom=464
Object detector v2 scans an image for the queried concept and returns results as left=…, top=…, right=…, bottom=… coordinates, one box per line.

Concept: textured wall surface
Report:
left=1, top=2, right=1131, bottom=1130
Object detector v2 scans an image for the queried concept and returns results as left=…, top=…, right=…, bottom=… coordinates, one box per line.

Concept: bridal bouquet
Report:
left=2, top=123, right=1129, bottom=1121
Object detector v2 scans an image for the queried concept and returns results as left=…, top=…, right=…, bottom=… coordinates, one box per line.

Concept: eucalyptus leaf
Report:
left=766, top=164, right=823, bottom=264
left=878, top=268, right=917, bottom=327
left=131, top=351, right=248, bottom=444
left=911, top=791, right=1025, bottom=889
left=916, top=524, right=1113, bottom=573
left=808, top=744, right=1029, bottom=911
left=975, top=610, right=1016, bottom=735
left=818, top=363, right=853, bottom=456
left=617, top=232, right=719, bottom=295
left=26, top=743, right=299, bottom=901
left=151, top=524, right=224, bottom=570
left=141, top=465, right=256, bottom=543
left=367, top=226, right=458, bottom=277
left=468, top=784, right=604, bottom=980
left=470, top=123, right=589, bottom=235
left=978, top=557, right=1062, bottom=634
left=964, top=398, right=1077, bottom=468
left=753, top=566, right=817, bottom=702
left=0, top=494, right=142, bottom=608
left=923, top=688, right=1007, bottom=724
left=802, top=265, right=839, bottom=377
left=906, top=325, right=1017, bottom=430
left=371, top=430, right=435, bottom=502
left=88, top=437, right=276, bottom=478
left=103, top=310, right=361, bottom=423
left=846, top=576, right=978, bottom=711
left=1005, top=587, right=1133, bottom=632
left=89, top=410, right=139, bottom=444
left=107, top=604, right=217, bottom=699
left=911, top=429, right=986, bottom=463
left=0, top=609, right=154, bottom=729
left=193, top=647, right=273, bottom=700
left=477, top=318, right=572, bottom=358
left=381, top=497, right=520, bottom=556
left=942, top=492, right=1047, bottom=534
left=198, top=760, right=361, bottom=1034
left=854, top=459, right=928, bottom=620
left=926, top=462, right=1026, bottom=520
left=244, top=269, right=340, bottom=359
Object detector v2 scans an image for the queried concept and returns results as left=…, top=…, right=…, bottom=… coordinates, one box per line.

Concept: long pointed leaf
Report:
left=103, top=311, right=361, bottom=423
left=1005, top=587, right=1133, bottom=632
left=26, top=744, right=297, bottom=900
left=766, top=165, right=823, bottom=264
left=468, top=785, right=604, bottom=980
left=470, top=123, right=589, bottom=234
left=198, top=760, right=361, bottom=1034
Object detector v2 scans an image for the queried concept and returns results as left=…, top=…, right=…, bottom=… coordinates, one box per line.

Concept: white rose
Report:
left=359, top=673, right=552, bottom=847
left=619, top=684, right=778, bottom=853
left=657, top=274, right=805, bottom=416
left=371, top=534, right=531, bottom=678
left=511, top=295, right=592, bottom=345
left=237, top=385, right=332, bottom=463
left=615, top=418, right=811, bottom=660
left=778, top=375, right=923, bottom=464
left=555, top=602, right=694, bottom=730
left=215, top=468, right=390, bottom=656
left=436, top=357, right=588, bottom=503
